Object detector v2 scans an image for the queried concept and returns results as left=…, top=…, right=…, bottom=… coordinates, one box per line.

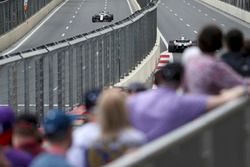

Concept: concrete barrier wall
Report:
left=0, top=0, right=65, bottom=52
left=115, top=0, right=160, bottom=86
left=115, top=31, right=160, bottom=86
left=199, top=0, right=250, bottom=24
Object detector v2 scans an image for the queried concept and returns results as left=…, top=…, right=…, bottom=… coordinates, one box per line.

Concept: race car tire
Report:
left=168, top=42, right=175, bottom=52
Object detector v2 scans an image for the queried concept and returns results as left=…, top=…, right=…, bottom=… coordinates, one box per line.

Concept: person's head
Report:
left=156, top=62, right=184, bottom=89
left=97, top=89, right=129, bottom=138
left=12, top=113, right=42, bottom=155
left=198, top=24, right=223, bottom=54
left=224, top=29, right=244, bottom=52
left=127, top=82, right=147, bottom=95
left=43, top=110, right=73, bottom=149
left=0, top=107, right=15, bottom=146
left=84, top=89, right=101, bottom=113
left=182, top=46, right=201, bottom=65
left=243, top=39, right=250, bottom=56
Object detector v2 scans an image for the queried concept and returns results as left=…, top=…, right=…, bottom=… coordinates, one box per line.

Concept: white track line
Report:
left=126, top=0, right=133, bottom=14
left=2, top=0, right=69, bottom=55
left=158, top=30, right=168, bottom=49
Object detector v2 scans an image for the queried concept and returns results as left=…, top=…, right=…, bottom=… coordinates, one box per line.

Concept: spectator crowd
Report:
left=1, top=24, right=250, bottom=167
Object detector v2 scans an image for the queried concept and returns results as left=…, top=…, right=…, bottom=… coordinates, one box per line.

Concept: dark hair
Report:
left=15, top=113, right=38, bottom=127
left=84, top=89, right=101, bottom=111
left=160, top=62, right=184, bottom=84
left=14, top=113, right=42, bottom=142
left=46, top=129, right=71, bottom=143
left=198, top=24, right=223, bottom=53
left=225, top=29, right=244, bottom=52
left=243, top=39, right=250, bottom=56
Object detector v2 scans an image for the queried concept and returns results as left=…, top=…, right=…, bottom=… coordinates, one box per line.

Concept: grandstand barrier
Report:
left=106, top=96, right=250, bottom=167
left=0, top=0, right=65, bottom=52
left=199, top=0, right=250, bottom=24
left=0, top=0, right=159, bottom=119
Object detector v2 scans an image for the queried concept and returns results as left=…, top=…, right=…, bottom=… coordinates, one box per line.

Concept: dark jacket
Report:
left=221, top=52, right=250, bottom=77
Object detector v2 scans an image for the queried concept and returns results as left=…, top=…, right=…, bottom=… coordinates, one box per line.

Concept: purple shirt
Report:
left=128, top=87, right=207, bottom=141
left=4, top=148, right=33, bottom=167
left=185, top=54, right=250, bottom=95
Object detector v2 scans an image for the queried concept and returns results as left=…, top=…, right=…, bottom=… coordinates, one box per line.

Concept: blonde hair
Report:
left=97, top=89, right=130, bottom=139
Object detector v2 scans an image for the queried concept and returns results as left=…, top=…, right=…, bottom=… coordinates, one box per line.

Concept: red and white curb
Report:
left=156, top=51, right=173, bottom=70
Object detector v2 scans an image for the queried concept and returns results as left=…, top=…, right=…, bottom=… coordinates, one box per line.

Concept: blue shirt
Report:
left=29, top=153, right=72, bottom=167
left=128, top=87, right=207, bottom=141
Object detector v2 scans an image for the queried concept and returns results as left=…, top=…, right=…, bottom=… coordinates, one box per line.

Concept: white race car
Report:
left=92, top=11, right=114, bottom=22
left=168, top=37, right=197, bottom=53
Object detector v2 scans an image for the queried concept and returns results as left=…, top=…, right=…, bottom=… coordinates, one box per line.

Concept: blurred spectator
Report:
left=0, top=147, right=10, bottom=167
left=70, top=89, right=101, bottom=126
left=67, top=89, right=101, bottom=167
left=185, top=24, right=250, bottom=95
left=128, top=62, right=250, bottom=141
left=86, top=89, right=146, bottom=167
left=126, top=82, right=147, bottom=95
left=12, top=113, right=43, bottom=157
left=0, top=107, right=14, bottom=146
left=30, top=110, right=73, bottom=167
left=221, top=29, right=250, bottom=76
left=0, top=106, right=33, bottom=167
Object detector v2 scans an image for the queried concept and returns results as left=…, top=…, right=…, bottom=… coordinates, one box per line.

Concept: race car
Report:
left=92, top=11, right=114, bottom=22
left=168, top=37, right=197, bottom=53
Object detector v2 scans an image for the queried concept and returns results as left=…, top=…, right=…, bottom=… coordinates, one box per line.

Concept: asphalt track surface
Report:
left=158, top=0, right=250, bottom=62
left=12, top=0, right=131, bottom=53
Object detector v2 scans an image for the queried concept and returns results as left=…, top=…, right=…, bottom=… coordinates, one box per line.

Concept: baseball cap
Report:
left=43, top=110, right=73, bottom=136
left=84, top=89, right=101, bottom=112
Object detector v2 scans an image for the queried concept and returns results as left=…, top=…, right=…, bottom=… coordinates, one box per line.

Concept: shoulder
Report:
left=4, top=148, right=33, bottom=165
left=73, top=122, right=100, bottom=146
left=119, top=128, right=146, bottom=145
left=30, top=154, right=71, bottom=167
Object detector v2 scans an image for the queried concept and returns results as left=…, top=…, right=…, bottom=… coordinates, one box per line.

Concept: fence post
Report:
left=57, top=51, right=66, bottom=111
left=35, top=57, right=44, bottom=120
left=24, top=60, right=30, bottom=112
left=8, top=64, right=18, bottom=112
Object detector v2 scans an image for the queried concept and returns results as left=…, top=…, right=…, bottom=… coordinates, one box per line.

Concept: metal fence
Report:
left=219, top=0, right=250, bottom=11
left=105, top=96, right=250, bottom=167
left=137, top=0, right=152, bottom=8
left=0, top=0, right=52, bottom=36
left=0, top=1, right=158, bottom=118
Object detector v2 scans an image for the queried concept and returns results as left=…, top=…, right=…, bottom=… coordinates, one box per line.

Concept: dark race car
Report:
left=92, top=11, right=114, bottom=22
left=168, top=37, right=197, bottom=53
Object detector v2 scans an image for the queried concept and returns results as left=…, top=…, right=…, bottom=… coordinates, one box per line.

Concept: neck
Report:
left=159, top=82, right=179, bottom=90
left=46, top=142, right=68, bottom=155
